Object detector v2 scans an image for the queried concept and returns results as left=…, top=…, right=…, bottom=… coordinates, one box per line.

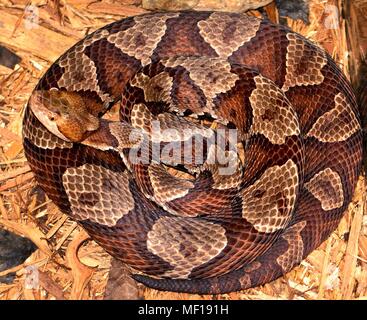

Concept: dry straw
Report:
left=0, top=0, right=366, bottom=300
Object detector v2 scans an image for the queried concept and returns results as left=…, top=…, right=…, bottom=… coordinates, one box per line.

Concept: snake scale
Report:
left=22, top=11, right=363, bottom=294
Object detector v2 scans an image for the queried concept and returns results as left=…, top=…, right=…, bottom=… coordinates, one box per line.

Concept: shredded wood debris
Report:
left=0, top=0, right=366, bottom=300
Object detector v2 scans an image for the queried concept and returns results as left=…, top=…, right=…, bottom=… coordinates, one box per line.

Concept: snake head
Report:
left=29, top=89, right=100, bottom=142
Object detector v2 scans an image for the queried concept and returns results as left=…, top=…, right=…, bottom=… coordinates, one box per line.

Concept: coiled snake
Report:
left=23, top=11, right=363, bottom=294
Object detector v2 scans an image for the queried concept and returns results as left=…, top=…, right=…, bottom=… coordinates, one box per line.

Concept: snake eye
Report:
left=49, top=116, right=55, bottom=121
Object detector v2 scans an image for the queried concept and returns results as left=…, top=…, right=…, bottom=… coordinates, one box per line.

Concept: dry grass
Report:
left=0, top=0, right=366, bottom=300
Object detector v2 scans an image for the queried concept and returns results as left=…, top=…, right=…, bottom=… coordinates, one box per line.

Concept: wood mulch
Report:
left=0, top=0, right=366, bottom=300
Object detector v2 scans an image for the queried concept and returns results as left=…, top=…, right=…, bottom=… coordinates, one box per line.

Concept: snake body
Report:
left=23, top=11, right=363, bottom=294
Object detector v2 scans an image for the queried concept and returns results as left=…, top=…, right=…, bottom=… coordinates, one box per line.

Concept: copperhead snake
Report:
left=23, top=11, right=363, bottom=294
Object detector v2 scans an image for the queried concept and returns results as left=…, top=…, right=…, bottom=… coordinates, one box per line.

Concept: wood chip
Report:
left=339, top=181, right=365, bottom=299
left=65, top=230, right=95, bottom=300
